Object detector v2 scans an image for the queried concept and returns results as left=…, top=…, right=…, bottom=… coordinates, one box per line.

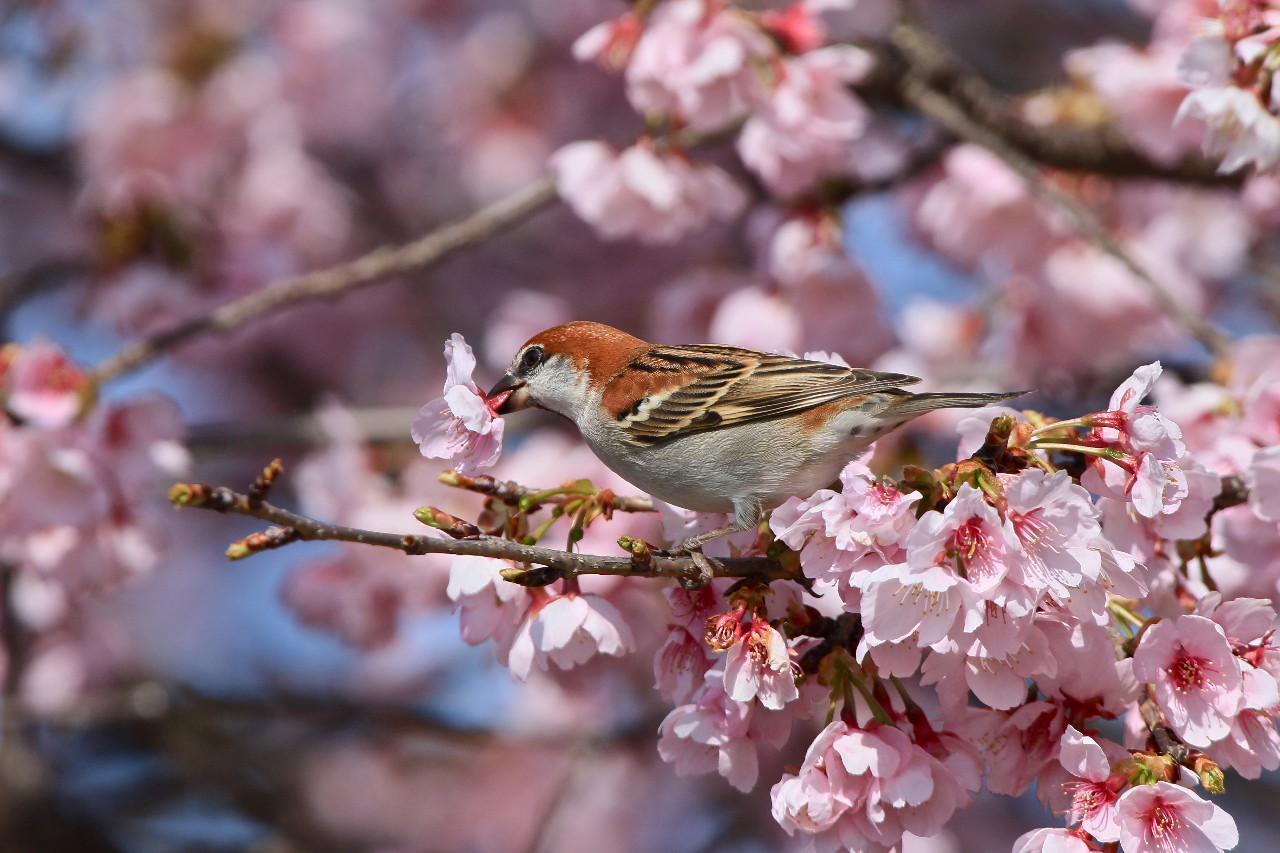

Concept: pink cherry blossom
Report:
left=766, top=209, right=857, bottom=288
left=722, top=619, right=799, bottom=710
left=862, top=561, right=964, bottom=651
left=446, top=555, right=531, bottom=659
left=1115, top=782, right=1238, bottom=853
left=1213, top=703, right=1280, bottom=779
left=79, top=49, right=353, bottom=292
left=771, top=720, right=977, bottom=852
left=771, top=457, right=920, bottom=612
left=506, top=592, right=635, bottom=680
left=571, top=12, right=642, bottom=72
left=770, top=720, right=848, bottom=836
left=77, top=67, right=224, bottom=215
left=3, top=340, right=91, bottom=430
left=949, top=702, right=1067, bottom=797
left=1011, top=827, right=1093, bottom=853
left=1082, top=361, right=1217, bottom=525
left=1036, top=614, right=1140, bottom=718
left=1, top=393, right=187, bottom=595
left=769, top=488, right=835, bottom=551
left=1191, top=593, right=1280, bottom=697
left=1195, top=592, right=1278, bottom=650
left=1175, top=9, right=1280, bottom=175
left=550, top=140, right=746, bottom=243
left=1003, top=468, right=1104, bottom=603
left=218, top=99, right=353, bottom=262
left=707, top=285, right=804, bottom=354
left=411, top=333, right=506, bottom=476
left=281, top=556, right=406, bottom=650
left=908, top=484, right=1019, bottom=594
left=1246, top=445, right=1280, bottom=521
left=1131, top=615, right=1245, bottom=748
left=918, top=624, right=1055, bottom=710
left=1178, top=85, right=1280, bottom=173
left=908, top=144, right=1052, bottom=274
left=88, top=395, right=191, bottom=497
left=828, top=463, right=921, bottom=551
left=862, top=484, right=1024, bottom=656
left=706, top=602, right=749, bottom=651
left=1090, top=362, right=1171, bottom=443
left=760, top=2, right=827, bottom=54
left=737, top=45, right=874, bottom=196
left=655, top=625, right=715, bottom=704
left=1058, top=726, right=1124, bottom=842
left=664, top=579, right=733, bottom=633
left=1187, top=595, right=1280, bottom=775
left=1213, top=505, right=1280, bottom=601
left=624, top=0, right=775, bottom=132
left=657, top=668, right=793, bottom=792
left=1066, top=42, right=1205, bottom=166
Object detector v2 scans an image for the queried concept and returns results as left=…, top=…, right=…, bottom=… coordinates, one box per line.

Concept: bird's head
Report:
left=488, top=321, right=648, bottom=422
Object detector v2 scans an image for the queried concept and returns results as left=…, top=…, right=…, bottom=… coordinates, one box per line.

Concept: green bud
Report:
left=225, top=542, right=252, bottom=561
left=499, top=566, right=562, bottom=587
left=1193, top=756, right=1226, bottom=794
left=168, top=484, right=200, bottom=506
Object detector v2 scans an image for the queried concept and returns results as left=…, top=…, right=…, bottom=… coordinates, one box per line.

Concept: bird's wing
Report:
left=603, top=344, right=920, bottom=445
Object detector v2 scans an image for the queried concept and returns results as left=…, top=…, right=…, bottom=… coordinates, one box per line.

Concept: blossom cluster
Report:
left=1177, top=0, right=1280, bottom=172
left=541, top=0, right=1280, bottom=390
left=0, top=340, right=188, bottom=712
left=419, top=336, right=1280, bottom=852
left=552, top=0, right=882, bottom=245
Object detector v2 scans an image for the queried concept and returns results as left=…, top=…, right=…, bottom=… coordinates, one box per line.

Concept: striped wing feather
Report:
left=615, top=345, right=920, bottom=444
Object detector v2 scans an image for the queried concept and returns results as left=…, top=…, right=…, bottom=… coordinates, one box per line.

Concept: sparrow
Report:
left=489, top=321, right=1027, bottom=559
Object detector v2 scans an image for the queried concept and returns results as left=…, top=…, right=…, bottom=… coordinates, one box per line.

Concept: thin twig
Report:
left=440, top=470, right=658, bottom=514
left=527, top=738, right=597, bottom=853
left=89, top=177, right=558, bottom=384
left=185, top=407, right=424, bottom=453
left=1138, top=691, right=1185, bottom=761
left=897, top=65, right=1232, bottom=358
left=168, top=482, right=794, bottom=584
left=0, top=564, right=51, bottom=840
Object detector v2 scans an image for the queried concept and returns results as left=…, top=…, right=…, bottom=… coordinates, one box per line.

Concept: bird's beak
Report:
left=487, top=374, right=530, bottom=415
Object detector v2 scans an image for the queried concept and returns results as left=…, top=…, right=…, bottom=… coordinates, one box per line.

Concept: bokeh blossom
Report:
left=550, top=140, right=746, bottom=243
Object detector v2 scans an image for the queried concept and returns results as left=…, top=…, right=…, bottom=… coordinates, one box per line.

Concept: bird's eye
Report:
left=521, top=345, right=544, bottom=371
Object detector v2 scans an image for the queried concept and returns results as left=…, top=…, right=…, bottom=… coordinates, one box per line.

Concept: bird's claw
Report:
left=621, top=538, right=714, bottom=587
left=675, top=546, right=716, bottom=590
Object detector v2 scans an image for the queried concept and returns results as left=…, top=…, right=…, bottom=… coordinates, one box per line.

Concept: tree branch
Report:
left=167, top=482, right=795, bottom=585
left=89, top=177, right=558, bottom=385
left=895, top=60, right=1232, bottom=358
left=883, top=19, right=1236, bottom=186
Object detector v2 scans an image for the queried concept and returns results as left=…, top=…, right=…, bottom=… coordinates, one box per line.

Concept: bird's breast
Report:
left=579, top=415, right=874, bottom=514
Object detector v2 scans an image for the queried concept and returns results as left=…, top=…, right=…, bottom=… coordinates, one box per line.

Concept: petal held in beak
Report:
left=487, top=374, right=529, bottom=415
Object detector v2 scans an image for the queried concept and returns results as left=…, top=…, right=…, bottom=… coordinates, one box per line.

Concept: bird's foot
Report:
left=671, top=536, right=718, bottom=590
left=620, top=536, right=714, bottom=587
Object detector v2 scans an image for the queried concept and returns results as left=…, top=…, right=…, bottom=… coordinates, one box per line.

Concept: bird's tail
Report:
left=888, top=390, right=1031, bottom=416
